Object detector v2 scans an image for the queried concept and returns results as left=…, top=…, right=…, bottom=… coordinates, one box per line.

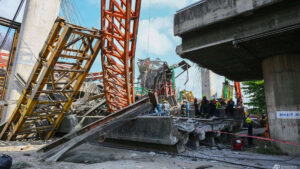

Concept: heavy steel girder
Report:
left=0, top=17, right=102, bottom=141
left=101, top=0, right=141, bottom=113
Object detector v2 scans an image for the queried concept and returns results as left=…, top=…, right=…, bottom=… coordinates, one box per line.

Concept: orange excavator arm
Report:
left=100, top=0, right=142, bottom=113
left=234, top=82, right=243, bottom=106
left=234, top=81, right=249, bottom=116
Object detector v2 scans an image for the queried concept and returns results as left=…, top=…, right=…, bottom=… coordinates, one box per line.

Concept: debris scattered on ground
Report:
left=11, top=161, right=31, bottom=169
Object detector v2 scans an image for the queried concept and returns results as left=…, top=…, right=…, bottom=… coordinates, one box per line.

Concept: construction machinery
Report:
left=222, top=79, right=234, bottom=100
left=100, top=0, right=141, bottom=113
left=0, top=0, right=142, bottom=140
left=137, top=58, right=191, bottom=105
left=234, top=81, right=249, bottom=116
left=179, top=89, right=194, bottom=103
left=234, top=82, right=243, bottom=107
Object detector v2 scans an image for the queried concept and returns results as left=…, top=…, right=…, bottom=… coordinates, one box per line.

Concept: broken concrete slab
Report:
left=105, top=116, right=243, bottom=152
left=38, top=97, right=154, bottom=162
left=106, top=116, right=181, bottom=145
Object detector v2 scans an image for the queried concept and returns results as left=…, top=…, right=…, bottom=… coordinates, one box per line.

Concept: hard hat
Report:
left=203, top=95, right=206, bottom=98
left=230, top=97, right=233, bottom=100
left=163, top=100, right=167, bottom=103
left=246, top=117, right=252, bottom=124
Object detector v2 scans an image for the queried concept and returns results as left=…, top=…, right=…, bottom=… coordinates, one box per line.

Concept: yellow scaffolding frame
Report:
left=0, top=17, right=101, bottom=141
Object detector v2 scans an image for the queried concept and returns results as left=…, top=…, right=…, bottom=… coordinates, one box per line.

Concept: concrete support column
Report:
left=262, top=54, right=300, bottom=155
left=201, top=68, right=217, bottom=99
left=1, top=0, right=61, bottom=123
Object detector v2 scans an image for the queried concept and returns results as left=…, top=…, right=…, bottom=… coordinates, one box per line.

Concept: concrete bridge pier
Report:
left=1, top=0, right=61, bottom=123
left=263, top=54, right=300, bottom=155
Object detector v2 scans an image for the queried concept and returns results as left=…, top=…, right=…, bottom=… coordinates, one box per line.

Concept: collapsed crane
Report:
left=100, top=0, right=141, bottom=113
left=0, top=0, right=142, bottom=141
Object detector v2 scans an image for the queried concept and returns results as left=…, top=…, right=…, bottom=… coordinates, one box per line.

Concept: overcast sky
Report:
left=0, top=0, right=238, bottom=99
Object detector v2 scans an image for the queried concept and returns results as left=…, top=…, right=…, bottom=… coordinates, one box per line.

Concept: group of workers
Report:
left=152, top=96, right=235, bottom=118
left=189, top=96, right=235, bottom=118
left=153, top=100, right=171, bottom=116
left=151, top=97, right=268, bottom=148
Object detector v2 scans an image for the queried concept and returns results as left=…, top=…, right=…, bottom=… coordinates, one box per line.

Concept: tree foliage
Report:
left=242, top=80, right=266, bottom=115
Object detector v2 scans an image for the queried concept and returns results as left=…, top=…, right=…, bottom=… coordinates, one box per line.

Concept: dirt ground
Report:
left=0, top=141, right=237, bottom=169
left=1, top=141, right=300, bottom=169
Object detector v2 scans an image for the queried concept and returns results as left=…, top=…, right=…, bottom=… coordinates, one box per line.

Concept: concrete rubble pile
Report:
left=71, top=82, right=107, bottom=116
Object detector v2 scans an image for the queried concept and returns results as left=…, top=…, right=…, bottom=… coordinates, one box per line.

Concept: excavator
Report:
left=234, top=81, right=249, bottom=117
left=0, top=0, right=142, bottom=141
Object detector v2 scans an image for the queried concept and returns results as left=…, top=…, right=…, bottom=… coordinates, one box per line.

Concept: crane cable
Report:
left=0, top=0, right=25, bottom=50
left=146, top=0, right=152, bottom=59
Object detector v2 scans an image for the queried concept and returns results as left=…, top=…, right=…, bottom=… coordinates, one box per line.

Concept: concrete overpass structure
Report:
left=174, top=0, right=300, bottom=155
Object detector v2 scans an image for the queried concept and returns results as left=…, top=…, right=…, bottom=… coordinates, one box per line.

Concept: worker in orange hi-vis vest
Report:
left=265, top=117, right=270, bottom=138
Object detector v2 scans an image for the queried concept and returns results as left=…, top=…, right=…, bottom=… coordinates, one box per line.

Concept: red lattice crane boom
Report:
left=100, top=0, right=141, bottom=113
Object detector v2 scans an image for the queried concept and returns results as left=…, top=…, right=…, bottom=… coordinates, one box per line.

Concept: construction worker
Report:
left=209, top=99, right=216, bottom=118
left=181, top=100, right=187, bottom=117
left=194, top=98, right=200, bottom=118
left=225, top=97, right=235, bottom=117
left=265, top=121, right=270, bottom=138
left=219, top=98, right=226, bottom=105
left=200, top=96, right=210, bottom=118
left=156, top=102, right=163, bottom=116
left=162, top=100, right=170, bottom=116
left=215, top=100, right=221, bottom=117
left=261, top=114, right=267, bottom=127
left=246, top=117, right=253, bottom=146
left=186, top=100, right=190, bottom=117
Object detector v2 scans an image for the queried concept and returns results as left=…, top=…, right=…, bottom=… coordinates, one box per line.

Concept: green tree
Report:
left=242, top=80, right=266, bottom=115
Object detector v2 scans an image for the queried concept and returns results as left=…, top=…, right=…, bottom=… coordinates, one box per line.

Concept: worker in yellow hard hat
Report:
left=246, top=117, right=252, bottom=124
left=246, top=117, right=253, bottom=146
left=215, top=100, right=221, bottom=117
left=162, top=100, right=170, bottom=116
left=181, top=100, right=187, bottom=117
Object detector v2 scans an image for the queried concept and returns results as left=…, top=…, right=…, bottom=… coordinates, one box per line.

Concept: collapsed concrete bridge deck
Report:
left=58, top=108, right=245, bottom=153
